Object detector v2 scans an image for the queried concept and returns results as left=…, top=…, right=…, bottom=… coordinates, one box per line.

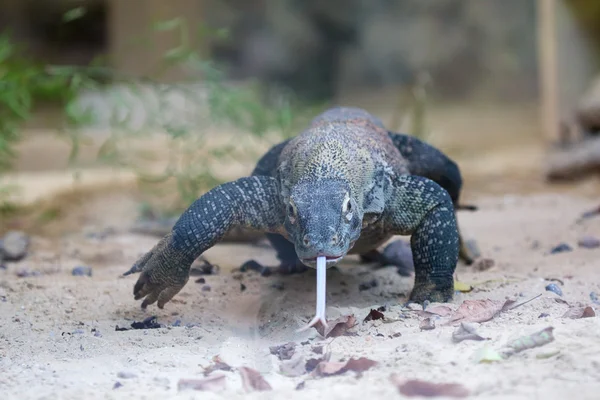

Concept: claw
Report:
left=296, top=256, right=328, bottom=333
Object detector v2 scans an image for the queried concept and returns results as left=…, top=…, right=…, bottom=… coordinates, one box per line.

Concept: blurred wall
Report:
left=0, top=0, right=598, bottom=107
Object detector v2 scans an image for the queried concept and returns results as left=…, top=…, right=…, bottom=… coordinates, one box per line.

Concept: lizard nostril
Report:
left=303, top=235, right=311, bottom=246
left=331, top=234, right=339, bottom=245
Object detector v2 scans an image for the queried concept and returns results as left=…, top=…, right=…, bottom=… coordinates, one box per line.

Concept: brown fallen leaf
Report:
left=177, top=374, right=226, bottom=392
left=446, top=298, right=517, bottom=326
left=269, top=342, right=296, bottom=360
left=390, top=375, right=470, bottom=398
left=452, top=322, right=488, bottom=343
left=239, top=366, right=272, bottom=392
left=314, top=315, right=357, bottom=337
left=202, top=355, right=233, bottom=376
left=313, top=357, right=378, bottom=377
left=562, top=305, right=596, bottom=319
left=417, top=305, right=455, bottom=318
left=419, top=318, right=436, bottom=331
left=364, top=309, right=385, bottom=322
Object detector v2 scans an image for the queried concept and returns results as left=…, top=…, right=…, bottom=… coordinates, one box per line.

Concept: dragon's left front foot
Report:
left=408, top=274, right=454, bottom=304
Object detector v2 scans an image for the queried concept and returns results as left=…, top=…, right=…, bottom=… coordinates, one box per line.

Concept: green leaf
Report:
left=153, top=18, right=182, bottom=32
left=63, top=7, right=87, bottom=23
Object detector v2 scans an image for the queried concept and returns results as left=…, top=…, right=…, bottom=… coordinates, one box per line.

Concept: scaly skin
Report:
left=125, top=106, right=469, bottom=308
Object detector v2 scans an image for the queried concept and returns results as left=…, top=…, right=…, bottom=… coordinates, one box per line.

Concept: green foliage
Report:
left=0, top=9, right=318, bottom=216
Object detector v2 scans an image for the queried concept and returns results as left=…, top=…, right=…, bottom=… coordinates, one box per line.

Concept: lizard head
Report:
left=284, top=179, right=362, bottom=268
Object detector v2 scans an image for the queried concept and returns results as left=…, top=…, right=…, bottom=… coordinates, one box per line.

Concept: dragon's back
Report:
left=276, top=107, right=408, bottom=199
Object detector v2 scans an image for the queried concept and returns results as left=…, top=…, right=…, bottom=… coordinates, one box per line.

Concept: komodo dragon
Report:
left=124, top=106, right=476, bottom=328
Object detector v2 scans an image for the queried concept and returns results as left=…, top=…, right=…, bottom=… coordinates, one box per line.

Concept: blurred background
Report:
left=2, top=0, right=600, bottom=236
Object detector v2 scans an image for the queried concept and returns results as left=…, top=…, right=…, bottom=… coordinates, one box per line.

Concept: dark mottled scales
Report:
left=125, top=106, right=471, bottom=308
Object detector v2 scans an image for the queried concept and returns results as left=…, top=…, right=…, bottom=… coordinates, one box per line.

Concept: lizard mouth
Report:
left=301, top=255, right=343, bottom=265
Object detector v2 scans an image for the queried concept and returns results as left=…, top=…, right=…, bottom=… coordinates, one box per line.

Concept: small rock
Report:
left=195, top=277, right=206, bottom=284
left=113, top=382, right=123, bottom=389
left=201, top=285, right=211, bottom=292
left=591, top=292, right=600, bottom=305
left=72, top=266, right=92, bottom=277
left=382, top=240, right=414, bottom=276
left=578, top=236, right=600, bottom=249
left=172, top=319, right=182, bottom=327
left=550, top=243, right=572, bottom=254
left=271, top=282, right=285, bottom=291
left=190, top=257, right=219, bottom=275
left=269, top=342, right=296, bottom=360
left=545, top=283, right=563, bottom=296
left=1, top=231, right=30, bottom=261
left=130, top=316, right=161, bottom=329
left=117, top=371, right=137, bottom=379
left=15, top=268, right=41, bottom=278
left=359, top=279, right=378, bottom=291
left=240, top=283, right=247, bottom=292
left=538, top=313, right=550, bottom=318
left=464, top=239, right=482, bottom=259
left=473, top=258, right=495, bottom=271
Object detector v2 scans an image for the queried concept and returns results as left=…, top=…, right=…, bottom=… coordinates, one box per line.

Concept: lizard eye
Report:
left=342, top=197, right=353, bottom=221
left=342, top=197, right=352, bottom=213
left=288, top=201, right=297, bottom=224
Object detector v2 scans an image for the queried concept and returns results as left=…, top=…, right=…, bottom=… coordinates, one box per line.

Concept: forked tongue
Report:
left=297, top=256, right=328, bottom=332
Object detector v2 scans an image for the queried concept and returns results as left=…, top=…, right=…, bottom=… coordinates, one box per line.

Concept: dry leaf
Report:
left=390, top=375, right=470, bottom=398
left=454, top=281, right=473, bottom=293
left=562, top=306, right=596, bottom=319
left=419, top=318, right=436, bottom=331
left=364, top=309, right=385, bottom=322
left=177, top=374, right=226, bottom=392
left=417, top=305, right=454, bottom=318
left=314, top=315, right=356, bottom=337
left=313, top=357, right=378, bottom=377
left=472, top=345, right=504, bottom=363
left=501, top=327, right=555, bottom=357
left=446, top=299, right=516, bottom=325
left=269, top=342, right=296, bottom=360
left=239, top=367, right=272, bottom=392
left=202, top=355, right=232, bottom=376
left=452, top=322, right=488, bottom=343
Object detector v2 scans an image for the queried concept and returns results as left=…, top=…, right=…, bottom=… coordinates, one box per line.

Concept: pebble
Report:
left=545, top=283, right=563, bottom=296
left=1, top=231, right=30, bottom=261
left=578, top=236, right=600, bottom=249
left=382, top=240, right=414, bottom=276
left=464, top=239, right=482, bottom=259
left=201, top=285, right=211, bottom=292
left=590, top=292, right=600, bottom=305
left=359, top=279, right=378, bottom=291
left=550, top=243, right=572, bottom=254
left=113, top=382, right=123, bottom=389
left=72, top=266, right=92, bottom=277
left=117, top=371, right=137, bottom=379
left=538, top=313, right=550, bottom=318
left=16, top=268, right=41, bottom=278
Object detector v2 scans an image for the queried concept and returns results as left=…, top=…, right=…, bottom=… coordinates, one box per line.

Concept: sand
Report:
left=1, top=192, right=600, bottom=400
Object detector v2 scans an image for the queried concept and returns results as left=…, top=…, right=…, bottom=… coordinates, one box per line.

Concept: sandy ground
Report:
left=2, top=102, right=600, bottom=399
left=1, top=191, right=600, bottom=400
